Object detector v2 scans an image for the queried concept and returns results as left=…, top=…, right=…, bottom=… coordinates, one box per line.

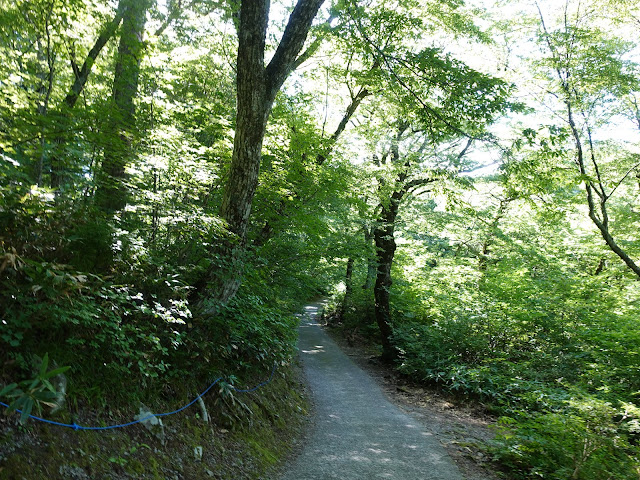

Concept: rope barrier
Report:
left=0, top=362, right=277, bottom=430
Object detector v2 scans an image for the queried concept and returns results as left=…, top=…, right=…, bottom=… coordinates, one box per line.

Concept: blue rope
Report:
left=0, top=363, right=277, bottom=430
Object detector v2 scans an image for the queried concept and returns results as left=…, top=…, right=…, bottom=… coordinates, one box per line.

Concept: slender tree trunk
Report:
left=32, top=1, right=56, bottom=186
left=36, top=31, right=55, bottom=187
left=362, top=224, right=376, bottom=289
left=316, top=85, right=371, bottom=165
left=538, top=6, right=640, bottom=279
left=339, top=257, right=354, bottom=320
left=95, top=0, right=151, bottom=213
left=565, top=101, right=640, bottom=279
left=478, top=196, right=513, bottom=271
left=64, top=4, right=127, bottom=110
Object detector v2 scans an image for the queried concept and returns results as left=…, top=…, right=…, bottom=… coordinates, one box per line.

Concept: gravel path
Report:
left=280, top=301, right=464, bottom=480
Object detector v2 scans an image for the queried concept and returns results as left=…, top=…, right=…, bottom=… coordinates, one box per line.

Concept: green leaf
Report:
left=19, top=398, right=33, bottom=424
left=0, top=383, right=18, bottom=397
left=33, top=390, right=58, bottom=408
left=39, top=353, right=49, bottom=378
left=43, top=365, right=70, bottom=379
left=9, top=395, right=26, bottom=412
left=42, top=379, right=55, bottom=393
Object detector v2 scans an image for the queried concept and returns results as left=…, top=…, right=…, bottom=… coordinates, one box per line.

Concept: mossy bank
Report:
left=0, top=364, right=310, bottom=480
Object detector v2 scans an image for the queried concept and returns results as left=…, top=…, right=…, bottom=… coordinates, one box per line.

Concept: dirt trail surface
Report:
left=279, top=302, right=465, bottom=480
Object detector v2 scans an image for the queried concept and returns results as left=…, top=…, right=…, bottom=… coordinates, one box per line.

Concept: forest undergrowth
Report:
left=0, top=182, right=323, bottom=478
left=328, top=257, right=640, bottom=480
left=2, top=0, right=640, bottom=478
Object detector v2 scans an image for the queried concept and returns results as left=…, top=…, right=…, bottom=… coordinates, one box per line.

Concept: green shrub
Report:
left=491, top=399, right=640, bottom=480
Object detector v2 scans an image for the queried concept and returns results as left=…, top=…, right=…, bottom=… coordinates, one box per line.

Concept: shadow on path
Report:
left=280, top=301, right=463, bottom=480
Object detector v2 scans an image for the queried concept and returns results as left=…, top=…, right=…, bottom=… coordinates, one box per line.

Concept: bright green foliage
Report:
left=0, top=0, right=119, bottom=187
left=0, top=0, right=639, bottom=478
left=206, top=294, right=299, bottom=369
left=338, top=184, right=640, bottom=478
left=0, top=0, right=345, bottom=419
left=492, top=402, right=639, bottom=480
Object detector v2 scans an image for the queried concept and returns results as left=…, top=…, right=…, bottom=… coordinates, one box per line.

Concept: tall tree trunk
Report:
left=198, top=0, right=325, bottom=311
left=373, top=201, right=400, bottom=362
left=566, top=101, right=640, bottom=279
left=371, top=124, right=409, bottom=361
left=372, top=179, right=435, bottom=360
left=95, top=0, right=150, bottom=213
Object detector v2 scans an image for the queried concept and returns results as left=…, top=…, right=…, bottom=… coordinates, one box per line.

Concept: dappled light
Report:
left=282, top=308, right=462, bottom=478
left=1, top=0, right=639, bottom=478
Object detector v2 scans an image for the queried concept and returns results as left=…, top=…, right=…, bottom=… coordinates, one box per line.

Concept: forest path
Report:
left=279, top=301, right=463, bottom=480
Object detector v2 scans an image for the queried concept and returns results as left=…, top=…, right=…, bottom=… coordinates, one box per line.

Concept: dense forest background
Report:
left=1, top=0, right=639, bottom=478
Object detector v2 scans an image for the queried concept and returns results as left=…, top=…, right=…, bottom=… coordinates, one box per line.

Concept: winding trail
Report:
left=280, top=301, right=463, bottom=480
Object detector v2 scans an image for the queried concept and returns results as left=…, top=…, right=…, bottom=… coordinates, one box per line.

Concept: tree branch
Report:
left=403, top=177, right=437, bottom=194
left=153, top=0, right=203, bottom=37
left=609, top=161, right=640, bottom=199
left=63, top=3, right=127, bottom=109
left=316, top=84, right=370, bottom=165
left=265, top=0, right=326, bottom=101
left=583, top=117, right=607, bottom=200
left=315, top=59, right=380, bottom=164
left=347, top=5, right=486, bottom=141
left=292, top=14, right=334, bottom=70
